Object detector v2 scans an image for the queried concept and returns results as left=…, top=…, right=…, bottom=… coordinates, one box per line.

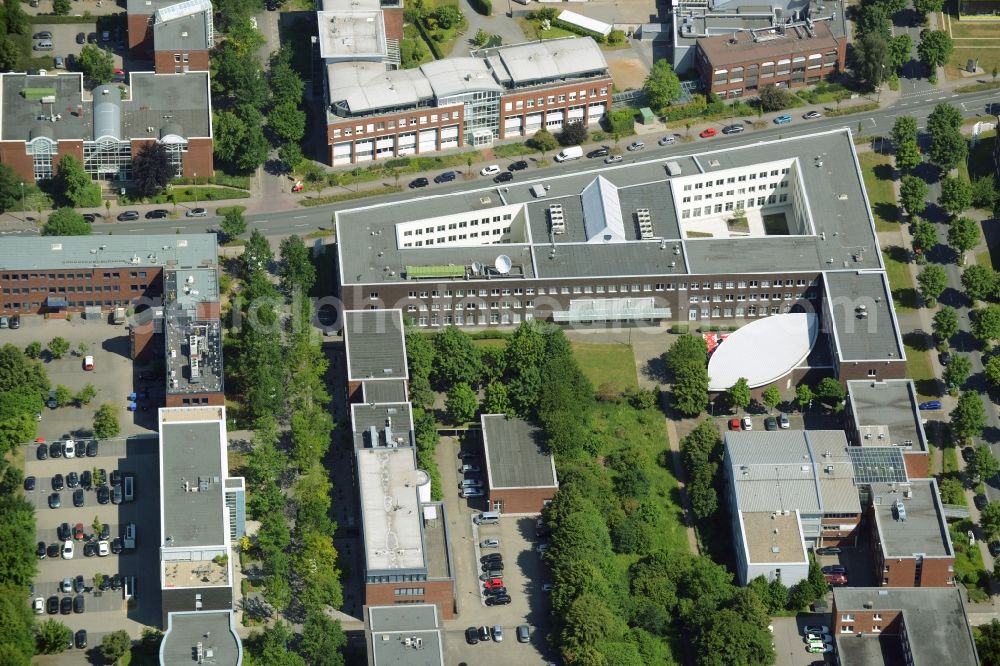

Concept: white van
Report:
left=554, top=146, right=583, bottom=162
left=34, top=40, right=53, bottom=51
left=474, top=511, right=500, bottom=525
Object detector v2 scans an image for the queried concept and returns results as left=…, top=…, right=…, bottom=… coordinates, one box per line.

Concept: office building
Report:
left=335, top=129, right=907, bottom=387
left=364, top=604, right=444, bottom=666
left=0, top=71, right=213, bottom=183
left=128, top=0, right=213, bottom=72
left=480, top=414, right=558, bottom=513
left=160, top=610, right=242, bottom=666
left=845, top=379, right=931, bottom=478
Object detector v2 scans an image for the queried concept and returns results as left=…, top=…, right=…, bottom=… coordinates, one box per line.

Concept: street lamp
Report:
left=193, top=172, right=198, bottom=210
left=19, top=181, right=25, bottom=224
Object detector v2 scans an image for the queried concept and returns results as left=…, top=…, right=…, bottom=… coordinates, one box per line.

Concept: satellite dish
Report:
left=495, top=254, right=512, bottom=274
left=471, top=261, right=483, bottom=274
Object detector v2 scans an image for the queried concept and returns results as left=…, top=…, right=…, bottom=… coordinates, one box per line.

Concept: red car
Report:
left=824, top=573, right=848, bottom=586
left=729, top=418, right=742, bottom=431
left=483, top=578, right=503, bottom=589
left=699, top=128, right=717, bottom=138
left=73, top=523, right=84, bottom=540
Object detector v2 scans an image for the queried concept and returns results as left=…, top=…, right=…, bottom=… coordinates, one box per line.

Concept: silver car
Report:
left=658, top=135, right=676, bottom=146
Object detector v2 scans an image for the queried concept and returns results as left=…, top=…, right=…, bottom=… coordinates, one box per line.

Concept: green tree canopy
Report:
left=891, top=115, right=918, bottom=148
left=298, top=611, right=346, bottom=666
left=220, top=208, right=248, bottom=241
left=54, top=154, right=100, bottom=208
left=853, top=32, right=890, bottom=86
left=900, top=175, right=929, bottom=216
left=918, top=30, right=954, bottom=69
left=939, top=175, right=974, bottom=216
left=432, top=326, right=481, bottom=388
left=930, top=127, right=968, bottom=172
left=986, top=354, right=1000, bottom=388
left=971, top=175, right=999, bottom=211
left=973, top=305, right=1000, bottom=344
left=971, top=444, right=1000, bottom=484
left=445, top=382, right=478, bottom=423
left=132, top=142, right=174, bottom=196
left=951, top=391, right=986, bottom=441
left=101, top=630, right=132, bottom=662
left=529, top=128, right=559, bottom=155
left=944, top=354, right=972, bottom=388
left=92, top=403, right=120, bottom=439
left=888, top=33, right=913, bottom=71
left=78, top=44, right=114, bottom=83
left=726, top=377, right=751, bottom=411
left=268, top=100, right=306, bottom=144
left=895, top=139, right=922, bottom=172
left=933, top=306, right=960, bottom=342
left=0, top=163, right=24, bottom=214
left=795, top=383, right=814, bottom=410
left=948, top=216, right=980, bottom=257
left=912, top=218, right=937, bottom=258
left=643, top=59, right=682, bottom=110
left=761, top=385, right=781, bottom=411
left=914, top=0, right=944, bottom=14
left=816, top=377, right=846, bottom=406
left=917, top=264, right=947, bottom=305
left=559, top=120, right=587, bottom=146
left=758, top=85, right=792, bottom=111
left=36, top=618, right=72, bottom=654
left=928, top=102, right=963, bottom=136
left=278, top=235, right=316, bottom=294
left=42, top=207, right=91, bottom=236
left=665, top=334, right=709, bottom=417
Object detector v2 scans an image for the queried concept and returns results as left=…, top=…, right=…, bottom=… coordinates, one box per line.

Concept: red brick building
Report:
left=845, top=380, right=931, bottom=479
left=0, top=71, right=213, bottom=184
left=481, top=414, right=558, bottom=514
left=128, top=0, right=212, bottom=72
left=695, top=19, right=846, bottom=97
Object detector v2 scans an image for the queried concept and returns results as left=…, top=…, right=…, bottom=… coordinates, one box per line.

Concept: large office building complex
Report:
left=336, top=129, right=906, bottom=388
left=321, top=0, right=611, bottom=165
left=0, top=71, right=213, bottom=184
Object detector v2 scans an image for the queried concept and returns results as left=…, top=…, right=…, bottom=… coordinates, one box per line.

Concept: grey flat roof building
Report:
left=344, top=309, right=408, bottom=381
left=824, top=271, right=904, bottom=362
left=0, top=235, right=217, bottom=271
left=365, top=604, right=444, bottom=666
left=870, top=479, right=953, bottom=558
left=847, top=379, right=928, bottom=453
left=160, top=610, right=242, bottom=666
left=362, top=379, right=409, bottom=404
left=833, top=587, right=979, bottom=666
left=159, top=417, right=226, bottom=548
left=481, top=414, right=558, bottom=489
left=351, top=401, right=414, bottom=449
left=152, top=0, right=213, bottom=52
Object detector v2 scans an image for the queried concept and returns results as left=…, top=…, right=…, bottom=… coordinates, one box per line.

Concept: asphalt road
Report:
left=56, top=88, right=995, bottom=242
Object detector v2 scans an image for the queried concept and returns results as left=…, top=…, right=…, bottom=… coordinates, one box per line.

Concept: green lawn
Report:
left=571, top=341, right=638, bottom=393
left=942, top=445, right=960, bottom=474
left=957, top=130, right=997, bottom=184
left=858, top=152, right=899, bottom=232
left=883, top=248, right=918, bottom=311
left=902, top=332, right=938, bottom=400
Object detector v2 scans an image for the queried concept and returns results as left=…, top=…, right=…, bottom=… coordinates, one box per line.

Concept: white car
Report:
left=658, top=135, right=676, bottom=146
left=741, top=416, right=752, bottom=430
left=492, top=625, right=503, bottom=642
left=803, top=111, right=823, bottom=119
left=61, top=540, right=74, bottom=560
left=604, top=154, right=623, bottom=164
left=63, top=439, right=75, bottom=458
left=460, top=464, right=481, bottom=473
left=627, top=141, right=645, bottom=151
left=98, top=540, right=110, bottom=557
left=83, top=354, right=94, bottom=370
left=33, top=597, right=44, bottom=614
left=805, top=633, right=831, bottom=643
left=480, top=165, right=501, bottom=176
left=480, top=538, right=500, bottom=548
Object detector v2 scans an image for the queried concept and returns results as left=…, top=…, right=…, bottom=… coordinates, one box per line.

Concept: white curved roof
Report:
left=708, top=313, right=818, bottom=391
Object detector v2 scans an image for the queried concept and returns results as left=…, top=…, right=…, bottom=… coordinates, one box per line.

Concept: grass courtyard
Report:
left=571, top=341, right=638, bottom=394
left=858, top=152, right=899, bottom=233
left=943, top=5, right=1000, bottom=80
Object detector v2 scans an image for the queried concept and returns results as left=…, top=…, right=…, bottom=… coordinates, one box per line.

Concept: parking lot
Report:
left=29, top=19, right=126, bottom=73
left=25, top=434, right=163, bottom=649
left=436, top=436, right=558, bottom=665
left=772, top=615, right=836, bottom=666
left=2, top=314, right=160, bottom=440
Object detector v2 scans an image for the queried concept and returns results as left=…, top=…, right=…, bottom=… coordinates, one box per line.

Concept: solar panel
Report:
left=848, top=446, right=907, bottom=484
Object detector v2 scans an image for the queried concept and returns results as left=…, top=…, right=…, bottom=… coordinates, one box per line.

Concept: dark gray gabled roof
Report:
left=482, top=414, right=557, bottom=489
left=344, top=310, right=408, bottom=381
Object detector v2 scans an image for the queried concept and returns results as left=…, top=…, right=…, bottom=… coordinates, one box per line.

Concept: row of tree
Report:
left=852, top=0, right=951, bottom=87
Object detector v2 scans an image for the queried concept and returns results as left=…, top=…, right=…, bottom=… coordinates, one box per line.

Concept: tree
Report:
left=36, top=618, right=72, bottom=654
left=895, top=140, right=922, bottom=172
left=101, top=630, right=132, bottom=662
left=891, top=115, right=918, bottom=150
left=971, top=444, right=1000, bottom=484
left=643, top=59, right=682, bottom=110
left=795, top=383, right=814, bottom=410
left=948, top=216, right=980, bottom=260
left=473, top=28, right=489, bottom=46
left=482, top=381, right=512, bottom=415
left=940, top=176, right=974, bottom=216
left=900, top=176, right=928, bottom=216
left=987, top=355, right=1000, bottom=388
left=432, top=4, right=463, bottom=28
left=445, top=382, right=478, bottom=423
left=212, top=109, right=270, bottom=173
left=220, top=208, right=248, bottom=241
left=268, top=100, right=306, bottom=144
left=665, top=334, right=709, bottom=417
left=974, top=305, right=1000, bottom=344
left=758, top=85, right=792, bottom=112
left=933, top=306, right=960, bottom=342
left=929, top=127, right=968, bottom=172
left=917, top=264, right=947, bottom=305
left=278, top=235, right=315, bottom=294
left=559, top=120, right=587, bottom=146
left=243, top=229, right=274, bottom=275
left=928, top=102, right=963, bottom=136
left=268, top=54, right=304, bottom=106
left=432, top=327, right=481, bottom=388
left=888, top=33, right=913, bottom=71
left=47, top=337, right=70, bottom=359
left=727, top=377, right=751, bottom=412
left=299, top=611, right=347, bottom=666
left=75, top=383, right=97, bottom=405
left=855, top=2, right=892, bottom=40
left=52, top=0, right=70, bottom=15
left=78, top=44, right=114, bottom=83
left=914, top=0, right=945, bottom=14
left=761, top=385, right=781, bottom=411
left=4, top=0, right=28, bottom=35
left=53, top=384, right=72, bottom=407
left=971, top=175, right=999, bottom=211
left=132, top=143, right=174, bottom=196
left=944, top=354, right=972, bottom=388
left=42, top=207, right=91, bottom=236
left=211, top=41, right=269, bottom=109
left=529, top=128, right=559, bottom=155
left=278, top=142, right=304, bottom=171
left=816, top=377, right=846, bottom=407
left=0, top=35, right=18, bottom=72
left=0, top=163, right=23, bottom=214
left=92, top=403, right=120, bottom=439
left=951, top=391, right=986, bottom=441
left=912, top=219, right=937, bottom=260
left=853, top=33, right=890, bottom=86
left=294, top=531, right=343, bottom=611
left=918, top=30, right=954, bottom=69
left=24, top=341, right=42, bottom=359
left=54, top=154, right=101, bottom=208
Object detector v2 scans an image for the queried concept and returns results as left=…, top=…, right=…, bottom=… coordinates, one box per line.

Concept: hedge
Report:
left=551, top=18, right=606, bottom=43
left=469, top=0, right=492, bottom=16
left=299, top=185, right=403, bottom=206
left=824, top=102, right=880, bottom=117
left=415, top=19, right=444, bottom=59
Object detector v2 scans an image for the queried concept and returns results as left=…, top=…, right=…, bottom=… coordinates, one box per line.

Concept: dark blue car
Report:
left=918, top=400, right=942, bottom=410
left=433, top=171, right=456, bottom=184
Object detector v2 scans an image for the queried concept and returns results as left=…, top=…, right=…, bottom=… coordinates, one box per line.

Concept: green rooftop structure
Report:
left=638, top=107, right=655, bottom=124
left=405, top=265, right=465, bottom=279
left=21, top=87, right=56, bottom=100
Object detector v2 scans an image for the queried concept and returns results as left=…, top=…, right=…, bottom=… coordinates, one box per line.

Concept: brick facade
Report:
left=327, top=104, right=465, bottom=166
left=867, top=504, right=955, bottom=588
left=165, top=392, right=225, bottom=407
left=364, top=580, right=455, bottom=619
left=0, top=141, right=34, bottom=181
left=181, top=137, right=214, bottom=178
left=128, top=13, right=154, bottom=57
left=487, top=486, right=556, bottom=514
left=832, top=606, right=904, bottom=636
left=0, top=267, right=164, bottom=315
left=497, top=78, right=613, bottom=140
left=153, top=49, right=210, bottom=74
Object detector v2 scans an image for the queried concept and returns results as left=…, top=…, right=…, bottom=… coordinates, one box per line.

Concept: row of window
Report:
left=367, top=574, right=427, bottom=584
left=3, top=299, right=128, bottom=310
left=1, top=271, right=149, bottom=280
left=415, top=313, right=529, bottom=326
left=178, top=397, right=214, bottom=405
left=682, top=180, right=786, bottom=203
left=681, top=193, right=788, bottom=218
left=402, top=214, right=513, bottom=236
left=334, top=111, right=460, bottom=138
left=709, top=53, right=839, bottom=84
left=403, top=228, right=506, bottom=247
left=715, top=78, right=823, bottom=95
left=392, top=588, right=426, bottom=596
left=683, top=169, right=790, bottom=191
left=408, top=301, right=533, bottom=311
left=502, top=87, right=608, bottom=111
left=688, top=292, right=806, bottom=303
left=2, top=284, right=145, bottom=295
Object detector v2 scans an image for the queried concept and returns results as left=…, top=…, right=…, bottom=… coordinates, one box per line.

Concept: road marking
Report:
left=870, top=117, right=877, bottom=126
left=952, top=94, right=959, bottom=98
left=132, top=228, right=144, bottom=232
left=294, top=223, right=308, bottom=228
left=293, top=215, right=307, bottom=219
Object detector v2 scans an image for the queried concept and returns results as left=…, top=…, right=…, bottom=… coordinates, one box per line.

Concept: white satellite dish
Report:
left=471, top=261, right=483, bottom=274
left=495, top=254, right=512, bottom=274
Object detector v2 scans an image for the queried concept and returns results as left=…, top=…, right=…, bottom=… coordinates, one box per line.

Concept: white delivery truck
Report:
left=554, top=146, right=583, bottom=162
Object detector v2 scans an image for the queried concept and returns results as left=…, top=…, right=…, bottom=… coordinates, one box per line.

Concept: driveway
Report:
left=772, top=615, right=834, bottom=666
left=450, top=0, right=528, bottom=56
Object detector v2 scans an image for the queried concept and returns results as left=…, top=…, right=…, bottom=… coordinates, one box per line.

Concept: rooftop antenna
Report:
left=494, top=254, right=512, bottom=275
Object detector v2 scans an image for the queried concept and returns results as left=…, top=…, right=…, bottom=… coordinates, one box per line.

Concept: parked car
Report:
left=461, top=464, right=481, bottom=473
left=483, top=578, right=504, bottom=588
left=587, top=147, right=610, bottom=158
left=815, top=547, right=841, bottom=555
left=517, top=625, right=530, bottom=643
left=485, top=595, right=511, bottom=606
left=10, top=315, right=21, bottom=329
left=33, top=31, right=52, bottom=40
left=75, top=630, right=88, bottom=649
left=466, top=627, right=480, bottom=645
left=74, top=575, right=85, bottom=594
left=47, top=596, right=59, bottom=614
left=24, top=476, right=35, bottom=491
left=494, top=171, right=514, bottom=183
left=73, top=595, right=84, bottom=613
left=47, top=543, right=61, bottom=558
left=461, top=488, right=484, bottom=498
left=185, top=207, right=208, bottom=217
left=83, top=542, right=97, bottom=557
left=699, top=128, right=717, bottom=138
left=145, top=209, right=168, bottom=219
left=37, top=541, right=47, bottom=559
left=989, top=541, right=1000, bottom=558
left=48, top=492, right=61, bottom=508
left=481, top=561, right=504, bottom=572
left=741, top=416, right=752, bottom=430
left=480, top=165, right=501, bottom=176
left=61, top=540, right=73, bottom=559
left=73, top=489, right=84, bottom=507
left=824, top=573, right=848, bottom=585
left=722, top=124, right=745, bottom=135
left=57, top=523, right=71, bottom=541
left=480, top=538, right=499, bottom=548
left=80, top=470, right=92, bottom=489
left=484, top=586, right=508, bottom=596
left=36, top=444, right=48, bottom=460
left=803, top=625, right=829, bottom=636
left=658, top=135, right=676, bottom=146
left=73, top=523, right=84, bottom=540
left=67, top=472, right=78, bottom=488
left=918, top=400, right=942, bottom=410
left=963, top=447, right=975, bottom=463
left=433, top=171, right=456, bottom=184
left=803, top=111, right=823, bottom=119
left=627, top=141, right=645, bottom=151
left=509, top=160, right=528, bottom=171
left=479, top=573, right=502, bottom=583
left=478, top=626, right=491, bottom=642
left=117, top=210, right=140, bottom=221
left=63, top=439, right=75, bottom=458
left=728, top=418, right=741, bottom=431
left=408, top=177, right=429, bottom=189
left=779, top=413, right=790, bottom=429
left=604, top=154, right=623, bottom=164
left=764, top=416, right=778, bottom=431
left=96, top=486, right=110, bottom=504
left=821, top=566, right=847, bottom=574
left=86, top=440, right=98, bottom=457
left=491, top=625, right=504, bottom=642
left=480, top=553, right=502, bottom=564
left=975, top=494, right=988, bottom=510
left=774, top=115, right=792, bottom=125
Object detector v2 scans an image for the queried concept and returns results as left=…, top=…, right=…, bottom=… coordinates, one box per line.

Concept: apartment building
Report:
left=695, top=18, right=846, bottom=97
left=832, top=588, right=980, bottom=665
left=0, top=71, right=213, bottom=184
left=344, top=310, right=457, bottom=618
left=335, top=129, right=907, bottom=387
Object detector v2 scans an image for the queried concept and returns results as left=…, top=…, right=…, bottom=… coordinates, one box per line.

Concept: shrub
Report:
left=551, top=18, right=607, bottom=42
left=469, top=0, right=492, bottom=16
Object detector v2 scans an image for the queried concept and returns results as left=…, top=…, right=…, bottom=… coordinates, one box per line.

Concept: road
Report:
left=32, top=88, right=989, bottom=241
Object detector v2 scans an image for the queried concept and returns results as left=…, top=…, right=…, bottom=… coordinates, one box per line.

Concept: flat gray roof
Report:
left=351, top=402, right=414, bottom=449
left=489, top=37, right=608, bottom=86
left=362, top=380, right=409, bottom=404
left=725, top=430, right=861, bottom=514
left=337, top=130, right=881, bottom=286
left=367, top=604, right=444, bottom=666
left=153, top=2, right=213, bottom=52
left=160, top=418, right=226, bottom=548
left=128, top=0, right=179, bottom=13
left=167, top=267, right=219, bottom=307
left=357, top=446, right=426, bottom=573
left=482, top=415, right=557, bottom=489
left=164, top=315, right=222, bottom=395
left=847, top=380, right=927, bottom=452
left=317, top=10, right=387, bottom=60
left=124, top=72, right=212, bottom=140
left=871, top=479, right=952, bottom=558
left=0, top=235, right=217, bottom=271
left=344, top=309, right=408, bottom=381
left=824, top=271, right=905, bottom=362
left=833, top=587, right=979, bottom=666
left=161, top=611, right=242, bottom=666
left=835, top=633, right=908, bottom=666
